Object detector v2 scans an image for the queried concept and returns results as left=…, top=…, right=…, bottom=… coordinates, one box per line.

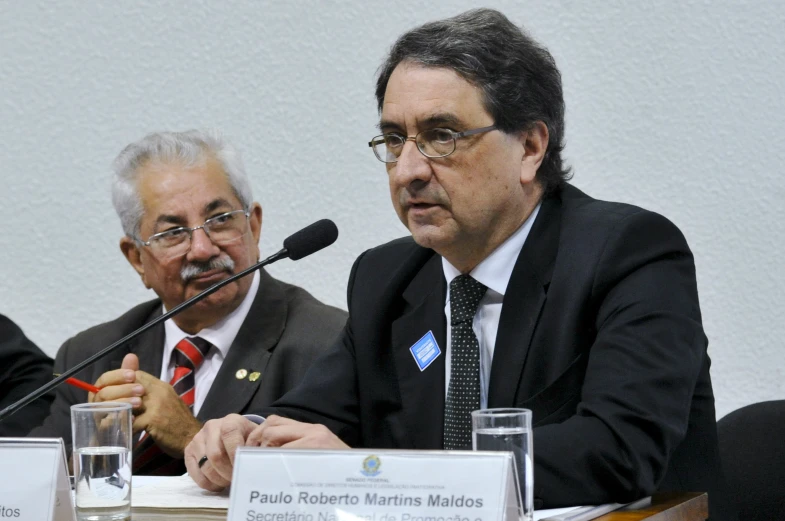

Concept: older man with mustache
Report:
left=29, top=130, right=347, bottom=475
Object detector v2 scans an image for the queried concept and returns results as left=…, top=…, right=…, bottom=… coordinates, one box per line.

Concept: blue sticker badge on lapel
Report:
left=409, top=330, right=441, bottom=371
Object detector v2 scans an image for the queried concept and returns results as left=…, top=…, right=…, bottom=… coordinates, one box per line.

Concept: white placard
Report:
left=229, top=449, right=523, bottom=521
left=0, top=438, right=76, bottom=521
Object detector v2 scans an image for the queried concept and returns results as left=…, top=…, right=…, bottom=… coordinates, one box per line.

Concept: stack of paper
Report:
left=131, top=475, right=229, bottom=521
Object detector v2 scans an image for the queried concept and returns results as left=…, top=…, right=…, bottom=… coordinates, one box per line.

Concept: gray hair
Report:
left=111, top=129, right=253, bottom=238
left=375, top=8, right=571, bottom=193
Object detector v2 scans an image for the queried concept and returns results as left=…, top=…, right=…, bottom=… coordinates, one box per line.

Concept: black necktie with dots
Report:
left=443, top=274, right=488, bottom=450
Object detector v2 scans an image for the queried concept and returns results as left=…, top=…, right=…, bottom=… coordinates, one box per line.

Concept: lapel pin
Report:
left=409, top=330, right=441, bottom=372
left=248, top=371, right=261, bottom=382
left=235, top=369, right=248, bottom=380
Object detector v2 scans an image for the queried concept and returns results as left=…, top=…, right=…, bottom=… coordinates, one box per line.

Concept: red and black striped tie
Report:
left=169, top=336, right=210, bottom=409
left=132, top=336, right=211, bottom=475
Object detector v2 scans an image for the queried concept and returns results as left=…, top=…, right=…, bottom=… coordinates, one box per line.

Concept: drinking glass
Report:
left=71, top=402, right=132, bottom=521
left=472, top=408, right=533, bottom=520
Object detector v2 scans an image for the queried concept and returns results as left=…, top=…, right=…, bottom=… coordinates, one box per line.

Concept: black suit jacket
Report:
left=29, top=269, right=347, bottom=453
left=0, top=314, right=54, bottom=436
left=264, top=185, right=729, bottom=518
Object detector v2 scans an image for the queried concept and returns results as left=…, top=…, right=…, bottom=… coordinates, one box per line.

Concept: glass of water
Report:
left=70, top=402, right=132, bottom=521
left=472, top=408, right=533, bottom=520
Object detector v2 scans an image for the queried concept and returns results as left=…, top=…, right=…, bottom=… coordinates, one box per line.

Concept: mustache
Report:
left=180, top=256, right=235, bottom=283
left=399, top=187, right=449, bottom=208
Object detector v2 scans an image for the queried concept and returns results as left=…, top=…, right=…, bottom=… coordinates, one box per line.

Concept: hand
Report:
left=90, top=354, right=145, bottom=410
left=185, top=414, right=258, bottom=492
left=246, top=415, right=350, bottom=449
left=132, top=370, right=203, bottom=457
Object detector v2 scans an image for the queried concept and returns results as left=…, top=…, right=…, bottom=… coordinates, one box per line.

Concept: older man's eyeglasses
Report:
left=368, top=125, right=497, bottom=163
left=136, top=209, right=250, bottom=259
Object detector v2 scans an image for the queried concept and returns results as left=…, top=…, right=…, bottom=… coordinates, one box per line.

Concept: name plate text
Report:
left=229, top=449, right=521, bottom=521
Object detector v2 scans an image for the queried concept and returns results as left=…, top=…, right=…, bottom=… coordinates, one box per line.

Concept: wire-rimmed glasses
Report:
left=136, top=209, right=251, bottom=261
left=368, top=125, right=497, bottom=163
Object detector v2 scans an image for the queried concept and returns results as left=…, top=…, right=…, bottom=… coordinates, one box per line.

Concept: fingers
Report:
left=201, top=459, right=232, bottom=490
left=91, top=369, right=144, bottom=408
left=184, top=414, right=345, bottom=493
left=132, top=370, right=161, bottom=386
left=280, top=435, right=349, bottom=449
left=246, top=415, right=300, bottom=447
left=186, top=415, right=255, bottom=490
left=185, top=427, right=225, bottom=492
left=121, top=353, right=140, bottom=371
left=246, top=415, right=347, bottom=449
left=134, top=371, right=185, bottom=417
left=208, top=414, right=255, bottom=472
left=131, top=409, right=151, bottom=432
left=93, top=383, right=145, bottom=408
left=94, top=368, right=136, bottom=389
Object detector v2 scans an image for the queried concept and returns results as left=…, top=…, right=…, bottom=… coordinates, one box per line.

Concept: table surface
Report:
left=594, top=492, right=708, bottom=521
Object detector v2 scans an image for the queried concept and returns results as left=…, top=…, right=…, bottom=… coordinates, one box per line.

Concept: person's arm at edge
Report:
left=0, top=315, right=56, bottom=437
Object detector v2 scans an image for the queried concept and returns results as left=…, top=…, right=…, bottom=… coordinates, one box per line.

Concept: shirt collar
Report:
left=442, top=202, right=541, bottom=296
left=163, top=269, right=260, bottom=360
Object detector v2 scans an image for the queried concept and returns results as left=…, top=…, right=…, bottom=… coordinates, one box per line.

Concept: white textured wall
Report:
left=1, top=1, right=783, bottom=418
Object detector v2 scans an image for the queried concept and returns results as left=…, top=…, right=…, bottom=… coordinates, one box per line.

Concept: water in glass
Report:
left=474, top=426, right=533, bottom=517
left=73, top=446, right=131, bottom=521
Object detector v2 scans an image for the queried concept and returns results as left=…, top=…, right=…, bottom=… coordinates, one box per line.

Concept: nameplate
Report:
left=0, top=438, right=76, bottom=521
left=229, top=449, right=522, bottom=521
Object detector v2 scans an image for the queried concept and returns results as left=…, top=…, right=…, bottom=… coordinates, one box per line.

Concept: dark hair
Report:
left=375, top=8, right=571, bottom=193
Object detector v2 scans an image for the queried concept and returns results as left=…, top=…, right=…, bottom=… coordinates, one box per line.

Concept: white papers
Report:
left=132, top=475, right=229, bottom=509
left=538, top=497, right=651, bottom=521
left=534, top=507, right=583, bottom=520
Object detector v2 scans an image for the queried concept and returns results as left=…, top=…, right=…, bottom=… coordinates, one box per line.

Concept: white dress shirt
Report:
left=442, top=203, right=541, bottom=409
left=161, top=270, right=260, bottom=415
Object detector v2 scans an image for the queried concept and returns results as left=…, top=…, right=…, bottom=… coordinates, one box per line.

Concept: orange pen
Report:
left=53, top=374, right=101, bottom=394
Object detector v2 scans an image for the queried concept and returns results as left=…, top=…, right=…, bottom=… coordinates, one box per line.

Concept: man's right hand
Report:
left=185, top=414, right=258, bottom=491
left=89, top=353, right=145, bottom=411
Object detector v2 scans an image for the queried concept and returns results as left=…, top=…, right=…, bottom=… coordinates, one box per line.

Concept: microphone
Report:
left=285, top=219, right=338, bottom=260
left=0, top=219, right=338, bottom=423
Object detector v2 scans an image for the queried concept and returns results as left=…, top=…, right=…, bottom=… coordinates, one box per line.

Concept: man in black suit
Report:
left=0, top=314, right=54, bottom=436
left=29, top=129, right=347, bottom=475
left=185, top=9, right=729, bottom=518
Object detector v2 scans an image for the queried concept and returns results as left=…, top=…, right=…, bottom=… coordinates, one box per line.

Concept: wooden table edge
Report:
left=592, top=492, right=708, bottom=521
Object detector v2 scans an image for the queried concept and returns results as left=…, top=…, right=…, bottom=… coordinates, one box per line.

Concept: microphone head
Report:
left=283, top=219, right=339, bottom=261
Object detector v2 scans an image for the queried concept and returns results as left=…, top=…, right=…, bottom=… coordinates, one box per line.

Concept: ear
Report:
left=249, top=202, right=263, bottom=258
left=520, top=121, right=550, bottom=185
left=120, top=237, right=151, bottom=289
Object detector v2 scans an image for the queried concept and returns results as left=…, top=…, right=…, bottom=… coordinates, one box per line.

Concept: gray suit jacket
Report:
left=29, top=268, right=347, bottom=452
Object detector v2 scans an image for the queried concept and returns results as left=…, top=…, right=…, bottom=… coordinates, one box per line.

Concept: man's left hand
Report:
left=132, top=370, right=202, bottom=457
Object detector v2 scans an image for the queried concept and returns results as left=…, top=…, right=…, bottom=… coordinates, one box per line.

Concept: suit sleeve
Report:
left=0, top=316, right=55, bottom=437
left=27, top=337, right=89, bottom=449
left=256, top=252, right=367, bottom=445
left=533, top=210, right=706, bottom=505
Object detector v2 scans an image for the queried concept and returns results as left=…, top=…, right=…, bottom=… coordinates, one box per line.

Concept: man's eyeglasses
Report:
left=136, top=209, right=250, bottom=260
left=368, top=125, right=497, bottom=163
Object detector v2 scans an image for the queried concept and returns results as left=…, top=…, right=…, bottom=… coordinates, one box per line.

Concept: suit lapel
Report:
left=197, top=269, right=286, bottom=421
left=488, top=193, right=562, bottom=407
left=128, top=306, right=165, bottom=377
left=390, top=254, right=447, bottom=449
